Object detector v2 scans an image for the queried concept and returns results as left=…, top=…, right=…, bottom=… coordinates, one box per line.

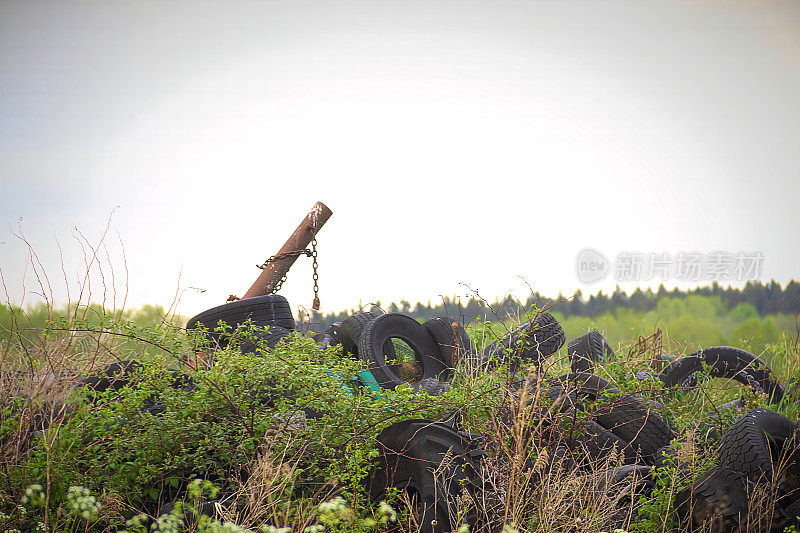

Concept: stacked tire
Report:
left=319, top=311, right=475, bottom=393
left=676, top=408, right=800, bottom=532
left=660, top=346, right=784, bottom=404
left=185, top=294, right=295, bottom=352
left=482, top=312, right=566, bottom=370
left=368, top=419, right=486, bottom=533
left=316, top=313, right=488, bottom=530
left=358, top=313, right=451, bottom=389
left=541, top=373, right=674, bottom=467
left=567, top=330, right=614, bottom=374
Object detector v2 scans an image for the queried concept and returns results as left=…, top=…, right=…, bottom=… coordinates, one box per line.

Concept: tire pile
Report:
left=84, top=294, right=799, bottom=533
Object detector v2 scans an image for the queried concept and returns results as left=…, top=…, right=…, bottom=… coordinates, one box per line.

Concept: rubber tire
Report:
left=325, top=322, right=342, bottom=344
left=660, top=346, right=784, bottom=404
left=76, top=361, right=196, bottom=417
left=717, top=408, right=799, bottom=495
left=595, top=396, right=674, bottom=465
left=240, top=326, right=291, bottom=354
left=319, top=334, right=337, bottom=350
left=653, top=444, right=680, bottom=471
left=577, top=419, right=638, bottom=466
left=556, top=373, right=675, bottom=464
left=600, top=464, right=655, bottom=511
left=186, top=295, right=296, bottom=348
left=422, top=316, right=473, bottom=382
left=358, top=313, right=447, bottom=389
left=77, top=360, right=143, bottom=393
left=338, top=312, right=377, bottom=358
left=603, top=464, right=654, bottom=491
left=313, top=322, right=342, bottom=350
left=541, top=378, right=580, bottom=416
left=482, top=312, right=566, bottom=369
left=368, top=419, right=483, bottom=533
left=78, top=359, right=195, bottom=400
left=525, top=312, right=567, bottom=359
left=80, top=362, right=195, bottom=393
left=675, top=465, right=750, bottom=532
left=778, top=497, right=800, bottom=530
left=568, top=331, right=610, bottom=374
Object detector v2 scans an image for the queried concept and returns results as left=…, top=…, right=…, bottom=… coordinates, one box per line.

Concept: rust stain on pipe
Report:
left=241, top=201, right=333, bottom=300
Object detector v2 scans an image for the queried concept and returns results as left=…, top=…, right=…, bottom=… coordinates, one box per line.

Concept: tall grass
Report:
left=2, top=233, right=799, bottom=532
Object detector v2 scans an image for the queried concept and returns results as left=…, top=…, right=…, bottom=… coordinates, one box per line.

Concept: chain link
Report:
left=256, top=249, right=310, bottom=293
left=254, top=225, right=321, bottom=310
left=311, top=236, right=320, bottom=310
left=256, top=249, right=312, bottom=270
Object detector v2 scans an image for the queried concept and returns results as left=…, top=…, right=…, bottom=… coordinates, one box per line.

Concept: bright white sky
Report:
left=1, top=0, right=799, bottom=318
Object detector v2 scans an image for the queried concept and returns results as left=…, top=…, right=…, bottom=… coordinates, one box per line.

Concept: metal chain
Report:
left=256, top=249, right=311, bottom=293
left=253, top=227, right=320, bottom=310
left=256, top=249, right=312, bottom=270
left=311, top=236, right=320, bottom=310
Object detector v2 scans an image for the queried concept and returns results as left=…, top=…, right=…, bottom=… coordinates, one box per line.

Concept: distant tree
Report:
left=310, top=280, right=798, bottom=326
left=783, top=281, right=800, bottom=314
left=629, top=287, right=648, bottom=312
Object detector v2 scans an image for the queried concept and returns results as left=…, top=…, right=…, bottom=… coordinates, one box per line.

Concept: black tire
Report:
left=595, top=396, right=674, bottom=465
left=517, top=375, right=588, bottom=424
left=319, top=334, right=337, bottom=350
left=604, top=463, right=654, bottom=488
left=325, top=321, right=342, bottom=343
left=557, top=373, right=675, bottom=464
left=338, top=312, right=377, bottom=358
left=676, top=465, right=750, bottom=532
left=423, top=316, right=473, bottom=382
left=77, top=360, right=143, bottom=394
left=600, top=464, right=655, bottom=511
left=76, top=361, right=195, bottom=417
left=255, top=314, right=296, bottom=331
left=568, top=331, right=610, bottom=374
left=166, top=369, right=197, bottom=393
left=528, top=312, right=567, bottom=358
left=140, top=368, right=197, bottom=416
left=482, top=312, right=565, bottom=369
left=240, top=326, right=291, bottom=353
left=717, top=408, right=799, bottom=496
left=313, top=322, right=342, bottom=350
left=358, top=313, right=447, bottom=389
left=653, top=443, right=680, bottom=471
left=186, top=295, right=296, bottom=348
left=778, top=497, right=800, bottom=529
left=577, top=419, right=638, bottom=466
left=660, top=346, right=784, bottom=404
left=368, top=419, right=483, bottom=533
left=541, top=378, right=580, bottom=416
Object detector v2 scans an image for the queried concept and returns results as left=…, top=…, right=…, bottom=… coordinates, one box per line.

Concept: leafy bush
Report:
left=1, top=300, right=799, bottom=532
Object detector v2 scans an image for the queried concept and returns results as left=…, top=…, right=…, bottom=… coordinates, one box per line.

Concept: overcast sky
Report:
left=1, top=0, right=799, bottom=319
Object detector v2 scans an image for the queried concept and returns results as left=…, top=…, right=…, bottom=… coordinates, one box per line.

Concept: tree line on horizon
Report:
left=307, top=280, right=800, bottom=326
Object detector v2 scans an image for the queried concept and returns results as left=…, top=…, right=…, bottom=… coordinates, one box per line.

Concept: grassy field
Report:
left=1, top=298, right=799, bottom=532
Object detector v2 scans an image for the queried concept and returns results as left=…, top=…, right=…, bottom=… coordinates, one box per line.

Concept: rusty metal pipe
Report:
left=241, top=201, right=333, bottom=300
